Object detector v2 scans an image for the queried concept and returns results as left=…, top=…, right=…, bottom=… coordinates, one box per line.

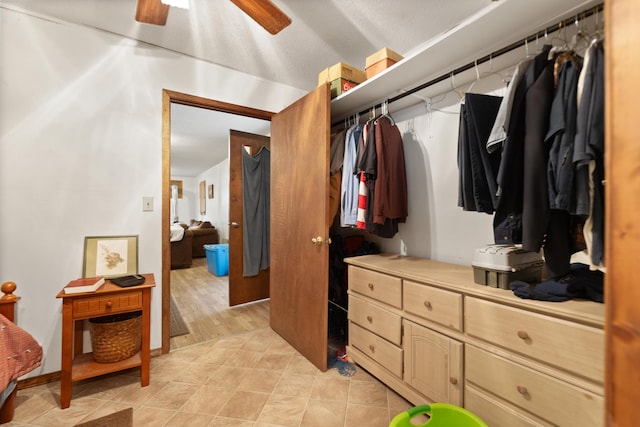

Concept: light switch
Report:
left=143, top=196, right=153, bottom=212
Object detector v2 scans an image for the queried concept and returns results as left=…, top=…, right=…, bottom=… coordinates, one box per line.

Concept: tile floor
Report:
left=7, top=328, right=415, bottom=426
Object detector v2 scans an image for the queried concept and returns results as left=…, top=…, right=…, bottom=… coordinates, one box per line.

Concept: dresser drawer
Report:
left=403, top=280, right=462, bottom=331
left=349, top=295, right=401, bottom=345
left=349, top=321, right=403, bottom=378
left=465, top=384, right=553, bottom=427
left=466, top=345, right=604, bottom=427
left=72, top=291, right=143, bottom=318
left=349, top=266, right=402, bottom=308
left=465, top=297, right=604, bottom=383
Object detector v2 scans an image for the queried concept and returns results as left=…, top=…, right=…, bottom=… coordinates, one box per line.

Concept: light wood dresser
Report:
left=345, top=254, right=605, bottom=426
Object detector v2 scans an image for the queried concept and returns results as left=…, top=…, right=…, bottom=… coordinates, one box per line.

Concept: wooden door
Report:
left=270, top=84, right=331, bottom=371
left=228, top=130, right=271, bottom=306
left=606, top=0, right=640, bottom=425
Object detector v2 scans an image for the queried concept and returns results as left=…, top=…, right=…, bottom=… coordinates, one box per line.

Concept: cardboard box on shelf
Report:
left=318, top=62, right=367, bottom=98
left=365, top=48, right=403, bottom=79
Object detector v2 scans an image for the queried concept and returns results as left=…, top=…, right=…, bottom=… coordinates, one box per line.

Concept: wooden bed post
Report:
left=0, top=281, right=20, bottom=423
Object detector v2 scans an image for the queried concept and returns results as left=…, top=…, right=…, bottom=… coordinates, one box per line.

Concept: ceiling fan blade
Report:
left=136, top=0, right=170, bottom=26
left=230, top=0, right=292, bottom=35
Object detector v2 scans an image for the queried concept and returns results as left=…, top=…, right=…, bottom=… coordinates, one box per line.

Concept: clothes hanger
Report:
left=465, top=58, right=510, bottom=94
left=450, top=72, right=466, bottom=101
left=379, top=100, right=396, bottom=125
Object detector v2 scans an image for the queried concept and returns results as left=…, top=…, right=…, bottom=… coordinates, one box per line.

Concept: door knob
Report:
left=230, top=222, right=240, bottom=228
left=311, top=236, right=323, bottom=245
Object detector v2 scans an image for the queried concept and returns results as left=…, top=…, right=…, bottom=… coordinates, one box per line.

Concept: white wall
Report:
left=198, top=159, right=230, bottom=242
left=367, top=78, right=510, bottom=265
left=0, top=8, right=306, bottom=378
left=170, top=176, right=197, bottom=223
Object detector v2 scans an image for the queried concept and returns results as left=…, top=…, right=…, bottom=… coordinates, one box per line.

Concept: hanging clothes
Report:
left=355, top=120, right=376, bottom=230
left=340, top=124, right=362, bottom=227
left=573, top=39, right=605, bottom=268
left=329, top=129, right=346, bottom=227
left=457, top=93, right=502, bottom=213
left=242, top=146, right=270, bottom=277
left=372, top=115, right=408, bottom=226
left=494, top=46, right=552, bottom=248
left=487, top=57, right=534, bottom=153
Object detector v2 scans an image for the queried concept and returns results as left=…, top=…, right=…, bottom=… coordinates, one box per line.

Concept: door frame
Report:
left=161, top=89, right=274, bottom=353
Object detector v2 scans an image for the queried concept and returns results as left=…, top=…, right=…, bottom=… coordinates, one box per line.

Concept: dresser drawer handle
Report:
left=105, top=300, right=113, bottom=309
left=517, top=330, right=530, bottom=340
left=368, top=283, right=374, bottom=291
left=368, top=344, right=375, bottom=353
left=517, top=385, right=528, bottom=395
left=366, top=315, right=373, bottom=323
left=423, top=300, right=432, bottom=310
left=449, top=377, right=458, bottom=385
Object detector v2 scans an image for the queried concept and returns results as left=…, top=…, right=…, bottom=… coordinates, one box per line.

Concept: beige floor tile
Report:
left=196, top=346, right=236, bottom=365
left=285, top=355, right=320, bottom=376
left=206, top=366, right=251, bottom=389
left=133, top=406, right=178, bottom=426
left=12, top=388, right=59, bottom=423
left=310, top=376, right=350, bottom=402
left=181, top=384, right=234, bottom=415
left=29, top=397, right=106, bottom=427
left=272, top=373, right=315, bottom=398
left=209, top=416, right=256, bottom=426
left=74, top=401, right=133, bottom=425
left=143, top=381, right=200, bottom=410
left=237, top=370, right=282, bottom=394
left=255, top=352, right=292, bottom=371
left=265, top=337, right=296, bottom=355
left=217, top=390, right=270, bottom=421
left=256, top=393, right=307, bottom=427
left=216, top=335, right=252, bottom=350
left=111, top=378, right=169, bottom=406
left=344, top=403, right=390, bottom=427
left=224, top=349, right=264, bottom=369
left=173, top=361, right=221, bottom=384
left=300, top=399, right=347, bottom=427
left=165, top=411, right=214, bottom=426
left=240, top=336, right=274, bottom=353
left=348, top=379, right=389, bottom=407
left=74, top=373, right=139, bottom=401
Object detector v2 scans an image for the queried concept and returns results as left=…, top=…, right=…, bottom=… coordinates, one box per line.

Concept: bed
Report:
left=0, top=281, right=43, bottom=424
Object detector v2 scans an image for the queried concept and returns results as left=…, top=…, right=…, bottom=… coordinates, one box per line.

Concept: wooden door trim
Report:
left=161, top=89, right=274, bottom=353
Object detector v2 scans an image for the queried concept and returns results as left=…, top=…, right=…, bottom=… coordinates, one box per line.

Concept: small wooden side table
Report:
left=56, top=274, right=155, bottom=409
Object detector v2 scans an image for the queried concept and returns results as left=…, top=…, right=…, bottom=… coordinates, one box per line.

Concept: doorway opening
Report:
left=161, top=90, right=274, bottom=353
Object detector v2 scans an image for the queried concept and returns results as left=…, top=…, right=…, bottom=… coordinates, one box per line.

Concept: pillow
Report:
left=199, top=221, right=214, bottom=229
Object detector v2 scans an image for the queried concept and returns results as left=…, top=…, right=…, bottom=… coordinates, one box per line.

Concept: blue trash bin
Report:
left=204, top=244, right=229, bottom=276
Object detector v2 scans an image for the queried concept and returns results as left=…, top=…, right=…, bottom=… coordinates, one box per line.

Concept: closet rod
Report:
left=347, top=3, right=603, bottom=121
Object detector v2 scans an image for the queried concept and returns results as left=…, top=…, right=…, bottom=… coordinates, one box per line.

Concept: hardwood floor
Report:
left=170, top=257, right=270, bottom=350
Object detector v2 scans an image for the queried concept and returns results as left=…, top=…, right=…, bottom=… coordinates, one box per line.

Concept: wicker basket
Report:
left=89, top=311, right=142, bottom=363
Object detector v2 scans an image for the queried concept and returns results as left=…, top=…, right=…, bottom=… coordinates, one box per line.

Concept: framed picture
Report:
left=83, top=235, right=138, bottom=278
left=170, top=180, right=183, bottom=198
left=199, top=180, right=206, bottom=214
left=208, top=184, right=214, bottom=199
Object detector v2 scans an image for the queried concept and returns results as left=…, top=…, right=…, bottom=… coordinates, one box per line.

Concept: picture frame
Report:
left=170, top=180, right=183, bottom=198
left=83, top=235, right=139, bottom=278
left=208, top=184, right=214, bottom=199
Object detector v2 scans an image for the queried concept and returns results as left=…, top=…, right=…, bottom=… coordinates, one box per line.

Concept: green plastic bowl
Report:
left=389, top=404, right=489, bottom=427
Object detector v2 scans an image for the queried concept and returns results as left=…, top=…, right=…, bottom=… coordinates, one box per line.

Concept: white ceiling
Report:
left=1, top=0, right=495, bottom=176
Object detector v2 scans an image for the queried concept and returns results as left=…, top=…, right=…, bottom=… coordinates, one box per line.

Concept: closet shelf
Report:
left=330, top=0, right=600, bottom=121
